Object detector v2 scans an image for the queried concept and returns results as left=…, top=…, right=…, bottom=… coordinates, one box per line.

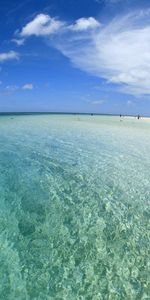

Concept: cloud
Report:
left=69, top=17, right=100, bottom=31
left=0, top=83, right=34, bottom=96
left=18, top=10, right=150, bottom=96
left=0, top=51, right=19, bottom=62
left=22, top=83, right=34, bottom=90
left=12, top=38, right=25, bottom=46
left=0, top=85, right=19, bottom=96
left=20, top=14, right=64, bottom=37
left=6, top=85, right=18, bottom=92
left=19, top=14, right=100, bottom=37
left=90, top=100, right=105, bottom=105
left=50, top=10, right=150, bottom=96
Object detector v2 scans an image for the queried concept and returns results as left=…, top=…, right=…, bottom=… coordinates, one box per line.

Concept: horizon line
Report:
left=0, top=112, right=149, bottom=117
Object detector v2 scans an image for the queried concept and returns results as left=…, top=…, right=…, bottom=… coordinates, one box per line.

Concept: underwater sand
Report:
left=0, top=114, right=149, bottom=299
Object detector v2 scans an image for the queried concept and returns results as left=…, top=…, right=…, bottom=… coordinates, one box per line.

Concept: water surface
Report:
left=0, top=114, right=149, bottom=299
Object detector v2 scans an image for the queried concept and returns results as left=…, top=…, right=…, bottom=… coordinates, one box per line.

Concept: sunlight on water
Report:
left=0, top=114, right=149, bottom=299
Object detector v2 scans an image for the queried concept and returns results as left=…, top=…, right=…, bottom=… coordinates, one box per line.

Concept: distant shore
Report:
left=122, top=115, right=150, bottom=121
left=0, top=112, right=150, bottom=119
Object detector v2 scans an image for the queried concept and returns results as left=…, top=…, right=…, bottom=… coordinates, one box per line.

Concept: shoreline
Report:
left=0, top=112, right=150, bottom=118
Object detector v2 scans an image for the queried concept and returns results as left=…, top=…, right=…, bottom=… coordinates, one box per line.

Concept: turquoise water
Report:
left=0, top=114, right=149, bottom=299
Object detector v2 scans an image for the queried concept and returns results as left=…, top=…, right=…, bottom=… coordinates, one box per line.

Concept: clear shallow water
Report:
left=0, top=114, right=149, bottom=299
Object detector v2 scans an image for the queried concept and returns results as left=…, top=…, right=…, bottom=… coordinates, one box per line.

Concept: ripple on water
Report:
left=0, top=115, right=149, bottom=299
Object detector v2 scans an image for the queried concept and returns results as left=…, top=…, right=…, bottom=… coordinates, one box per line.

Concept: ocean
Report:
left=0, top=114, right=149, bottom=299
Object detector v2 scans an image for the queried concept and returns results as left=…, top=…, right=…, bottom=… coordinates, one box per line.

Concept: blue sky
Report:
left=1, top=0, right=150, bottom=114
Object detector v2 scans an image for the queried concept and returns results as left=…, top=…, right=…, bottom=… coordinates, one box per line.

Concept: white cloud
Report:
left=19, top=10, right=150, bottom=96
left=22, top=83, right=34, bottom=90
left=20, top=14, right=64, bottom=37
left=0, top=83, right=34, bottom=96
left=6, top=85, right=18, bottom=91
left=69, top=17, right=100, bottom=31
left=50, top=10, right=150, bottom=96
left=90, top=100, right=105, bottom=105
left=0, top=51, right=19, bottom=62
left=5, top=85, right=19, bottom=95
left=0, top=85, right=19, bottom=96
left=12, top=38, right=25, bottom=46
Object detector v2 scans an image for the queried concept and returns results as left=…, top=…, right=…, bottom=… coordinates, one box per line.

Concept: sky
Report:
left=1, top=0, right=150, bottom=115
